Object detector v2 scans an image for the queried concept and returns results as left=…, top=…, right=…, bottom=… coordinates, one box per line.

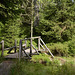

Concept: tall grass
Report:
left=10, top=54, right=75, bottom=75
left=10, top=60, right=75, bottom=75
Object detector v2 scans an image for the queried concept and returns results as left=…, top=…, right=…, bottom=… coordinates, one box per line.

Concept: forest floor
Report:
left=0, top=49, right=36, bottom=75
left=0, top=60, right=14, bottom=75
left=0, top=55, right=75, bottom=75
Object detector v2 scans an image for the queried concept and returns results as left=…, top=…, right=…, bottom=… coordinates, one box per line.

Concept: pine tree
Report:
left=35, top=0, right=75, bottom=42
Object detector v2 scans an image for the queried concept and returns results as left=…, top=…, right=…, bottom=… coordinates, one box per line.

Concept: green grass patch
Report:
left=10, top=60, right=75, bottom=75
left=0, top=56, right=5, bottom=63
left=0, top=50, right=9, bottom=56
left=62, top=56, right=75, bottom=65
left=0, top=50, right=8, bottom=63
left=10, top=54, right=75, bottom=75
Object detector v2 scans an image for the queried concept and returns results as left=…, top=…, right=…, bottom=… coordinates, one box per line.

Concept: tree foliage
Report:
left=0, top=0, right=75, bottom=56
left=35, top=0, right=75, bottom=42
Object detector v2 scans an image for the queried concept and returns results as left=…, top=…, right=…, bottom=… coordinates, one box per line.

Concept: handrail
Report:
left=40, top=38, right=54, bottom=58
left=19, top=36, right=54, bottom=61
left=0, top=40, right=4, bottom=57
left=22, top=36, right=40, bottom=41
left=40, top=43, right=45, bottom=51
left=4, top=46, right=15, bottom=50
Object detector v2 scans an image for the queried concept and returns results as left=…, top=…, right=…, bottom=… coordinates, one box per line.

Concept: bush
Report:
left=68, top=39, right=75, bottom=56
left=31, top=53, right=52, bottom=66
left=10, top=58, right=75, bottom=75
left=46, top=42, right=69, bottom=56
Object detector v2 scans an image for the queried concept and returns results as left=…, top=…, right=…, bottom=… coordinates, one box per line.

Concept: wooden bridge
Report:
left=0, top=36, right=54, bottom=61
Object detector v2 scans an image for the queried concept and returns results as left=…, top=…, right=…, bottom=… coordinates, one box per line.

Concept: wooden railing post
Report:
left=19, top=40, right=22, bottom=61
left=14, top=40, right=17, bottom=53
left=30, top=38, right=32, bottom=56
left=1, top=40, right=4, bottom=57
left=38, top=36, right=40, bottom=51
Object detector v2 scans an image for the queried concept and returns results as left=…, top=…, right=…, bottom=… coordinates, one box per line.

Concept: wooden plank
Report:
left=40, top=43, right=45, bottom=51
left=22, top=36, right=40, bottom=41
left=5, top=53, right=19, bottom=58
left=31, top=36, right=40, bottom=39
left=4, top=46, right=15, bottom=50
left=40, top=38, right=54, bottom=58
left=5, top=49, right=36, bottom=59
left=38, top=36, right=40, bottom=51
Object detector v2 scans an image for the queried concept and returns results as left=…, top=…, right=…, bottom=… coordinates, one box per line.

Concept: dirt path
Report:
left=0, top=61, right=14, bottom=75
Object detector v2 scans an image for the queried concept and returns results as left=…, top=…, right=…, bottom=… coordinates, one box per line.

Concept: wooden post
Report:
left=30, top=39, right=32, bottom=56
left=38, top=36, right=40, bottom=51
left=19, top=40, right=22, bottom=61
left=14, top=40, right=17, bottom=53
left=30, top=0, right=34, bottom=56
left=1, top=40, right=4, bottom=57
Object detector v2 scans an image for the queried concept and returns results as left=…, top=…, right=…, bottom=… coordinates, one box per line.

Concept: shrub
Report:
left=31, top=53, right=52, bottom=66
left=68, top=39, right=75, bottom=56
left=10, top=58, right=75, bottom=75
left=46, top=42, right=69, bottom=56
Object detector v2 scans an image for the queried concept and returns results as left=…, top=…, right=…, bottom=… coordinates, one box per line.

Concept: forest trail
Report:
left=0, top=61, right=14, bottom=75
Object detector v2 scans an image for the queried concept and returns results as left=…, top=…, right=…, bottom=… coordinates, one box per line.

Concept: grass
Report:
left=10, top=54, right=75, bottom=75
left=0, top=50, right=8, bottom=63
left=10, top=60, right=75, bottom=75
left=63, top=56, right=75, bottom=65
left=0, top=56, right=5, bottom=63
left=0, top=50, right=9, bottom=56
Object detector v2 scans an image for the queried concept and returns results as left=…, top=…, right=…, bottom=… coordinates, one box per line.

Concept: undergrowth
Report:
left=10, top=54, right=75, bottom=75
left=10, top=60, right=75, bottom=75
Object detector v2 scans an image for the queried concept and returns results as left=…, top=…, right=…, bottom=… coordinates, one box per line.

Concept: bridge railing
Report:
left=0, top=40, right=17, bottom=57
left=19, top=36, right=41, bottom=61
left=19, top=36, right=54, bottom=61
left=0, top=40, right=4, bottom=57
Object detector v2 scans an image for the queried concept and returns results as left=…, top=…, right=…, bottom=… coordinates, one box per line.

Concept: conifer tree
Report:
left=35, top=0, right=75, bottom=42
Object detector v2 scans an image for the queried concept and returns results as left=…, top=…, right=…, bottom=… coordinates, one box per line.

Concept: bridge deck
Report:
left=5, top=49, right=36, bottom=59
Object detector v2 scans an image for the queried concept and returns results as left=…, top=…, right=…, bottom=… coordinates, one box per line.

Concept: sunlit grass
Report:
left=0, top=50, right=8, bottom=56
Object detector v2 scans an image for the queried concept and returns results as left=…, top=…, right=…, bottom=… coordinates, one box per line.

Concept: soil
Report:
left=0, top=61, right=14, bottom=75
